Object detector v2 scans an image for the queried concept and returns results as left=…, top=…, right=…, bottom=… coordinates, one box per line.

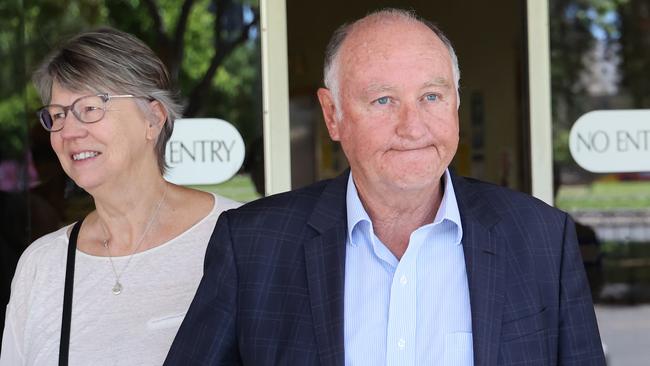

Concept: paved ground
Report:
left=595, top=304, right=650, bottom=366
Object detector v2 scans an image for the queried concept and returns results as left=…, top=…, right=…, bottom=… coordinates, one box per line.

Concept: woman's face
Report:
left=49, top=82, right=159, bottom=192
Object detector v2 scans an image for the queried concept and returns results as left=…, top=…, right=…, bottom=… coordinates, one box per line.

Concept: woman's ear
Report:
left=145, top=100, right=167, bottom=140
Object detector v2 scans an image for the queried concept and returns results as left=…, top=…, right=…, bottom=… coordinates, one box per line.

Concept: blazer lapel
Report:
left=452, top=173, right=506, bottom=366
left=304, top=172, right=349, bottom=366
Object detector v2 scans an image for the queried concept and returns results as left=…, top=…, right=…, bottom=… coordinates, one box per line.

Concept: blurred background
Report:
left=1, top=0, right=649, bottom=364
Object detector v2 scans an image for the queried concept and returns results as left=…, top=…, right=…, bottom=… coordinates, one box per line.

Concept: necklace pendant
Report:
left=112, top=282, right=123, bottom=295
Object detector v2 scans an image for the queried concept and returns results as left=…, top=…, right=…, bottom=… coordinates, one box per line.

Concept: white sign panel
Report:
left=164, top=118, right=245, bottom=185
left=569, top=109, right=650, bottom=173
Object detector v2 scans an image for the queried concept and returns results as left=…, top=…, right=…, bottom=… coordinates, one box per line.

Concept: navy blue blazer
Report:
left=165, top=171, right=605, bottom=365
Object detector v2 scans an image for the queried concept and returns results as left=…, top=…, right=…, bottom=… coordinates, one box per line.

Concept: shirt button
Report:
left=400, top=275, right=407, bottom=285
left=398, top=338, right=406, bottom=350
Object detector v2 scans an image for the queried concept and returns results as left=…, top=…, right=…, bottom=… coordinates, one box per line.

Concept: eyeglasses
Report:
left=37, top=93, right=140, bottom=132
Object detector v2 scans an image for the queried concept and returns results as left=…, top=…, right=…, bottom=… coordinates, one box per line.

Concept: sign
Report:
left=569, top=110, right=650, bottom=173
left=164, top=118, right=245, bottom=185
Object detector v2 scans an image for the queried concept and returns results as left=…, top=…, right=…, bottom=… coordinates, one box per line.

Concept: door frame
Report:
left=260, top=0, right=554, bottom=203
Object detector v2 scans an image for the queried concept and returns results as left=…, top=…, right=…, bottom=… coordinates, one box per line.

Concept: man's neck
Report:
left=354, top=178, right=444, bottom=259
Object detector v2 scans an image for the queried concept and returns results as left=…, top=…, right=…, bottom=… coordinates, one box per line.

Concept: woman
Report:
left=0, top=28, right=240, bottom=365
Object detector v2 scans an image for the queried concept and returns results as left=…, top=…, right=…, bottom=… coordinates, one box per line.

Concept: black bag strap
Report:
left=59, top=219, right=83, bottom=366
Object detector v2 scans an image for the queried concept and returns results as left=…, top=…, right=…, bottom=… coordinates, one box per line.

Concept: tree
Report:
left=549, top=0, right=628, bottom=166
left=104, top=0, right=261, bottom=119
left=0, top=0, right=262, bottom=160
left=617, top=0, right=650, bottom=108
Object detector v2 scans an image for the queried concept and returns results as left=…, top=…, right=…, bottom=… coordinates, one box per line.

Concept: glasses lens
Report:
left=38, top=109, right=53, bottom=130
left=74, top=95, right=105, bottom=123
left=39, top=106, right=66, bottom=131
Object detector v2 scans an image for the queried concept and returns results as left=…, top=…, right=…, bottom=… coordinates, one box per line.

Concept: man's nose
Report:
left=395, top=103, right=426, bottom=139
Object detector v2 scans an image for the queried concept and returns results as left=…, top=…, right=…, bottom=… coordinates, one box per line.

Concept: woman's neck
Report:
left=81, top=177, right=169, bottom=256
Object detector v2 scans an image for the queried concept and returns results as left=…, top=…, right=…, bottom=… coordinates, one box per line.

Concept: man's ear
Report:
left=317, top=88, right=341, bottom=141
left=146, top=100, right=167, bottom=140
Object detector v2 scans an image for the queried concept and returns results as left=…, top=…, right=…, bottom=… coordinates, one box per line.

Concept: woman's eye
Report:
left=376, top=96, right=390, bottom=105
left=425, top=94, right=438, bottom=102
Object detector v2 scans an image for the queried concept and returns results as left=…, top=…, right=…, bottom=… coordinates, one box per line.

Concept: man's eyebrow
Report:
left=363, top=84, right=395, bottom=95
left=422, top=78, right=452, bottom=89
left=361, top=79, right=453, bottom=96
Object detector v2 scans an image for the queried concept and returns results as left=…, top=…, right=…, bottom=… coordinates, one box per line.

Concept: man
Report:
left=165, top=9, right=605, bottom=365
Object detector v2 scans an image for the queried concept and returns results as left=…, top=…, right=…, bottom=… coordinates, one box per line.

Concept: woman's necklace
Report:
left=102, top=186, right=167, bottom=295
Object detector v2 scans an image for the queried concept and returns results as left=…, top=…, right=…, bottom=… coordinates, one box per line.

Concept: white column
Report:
left=260, top=0, right=292, bottom=195
left=527, top=0, right=554, bottom=205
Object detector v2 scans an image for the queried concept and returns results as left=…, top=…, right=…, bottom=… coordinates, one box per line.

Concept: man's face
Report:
left=318, top=20, right=459, bottom=195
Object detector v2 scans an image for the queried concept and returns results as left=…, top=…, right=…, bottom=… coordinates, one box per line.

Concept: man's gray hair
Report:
left=33, top=28, right=182, bottom=174
left=323, top=8, right=461, bottom=112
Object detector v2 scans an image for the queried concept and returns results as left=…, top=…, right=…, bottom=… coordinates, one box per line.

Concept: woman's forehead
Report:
left=50, top=80, right=110, bottom=101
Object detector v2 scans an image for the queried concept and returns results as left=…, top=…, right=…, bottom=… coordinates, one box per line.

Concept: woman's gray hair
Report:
left=33, top=27, right=182, bottom=174
left=323, top=8, right=461, bottom=112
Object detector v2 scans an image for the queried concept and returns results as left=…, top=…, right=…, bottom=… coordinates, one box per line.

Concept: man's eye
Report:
left=376, top=96, right=390, bottom=105
left=52, top=112, right=66, bottom=120
left=425, top=94, right=438, bottom=102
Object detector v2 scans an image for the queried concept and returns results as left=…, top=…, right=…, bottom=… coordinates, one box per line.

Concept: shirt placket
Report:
left=385, top=232, right=423, bottom=366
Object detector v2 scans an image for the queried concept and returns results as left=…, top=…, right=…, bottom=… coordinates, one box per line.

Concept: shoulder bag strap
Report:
left=59, top=219, right=83, bottom=366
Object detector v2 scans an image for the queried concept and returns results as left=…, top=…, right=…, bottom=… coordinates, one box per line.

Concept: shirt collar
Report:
left=346, top=169, right=463, bottom=247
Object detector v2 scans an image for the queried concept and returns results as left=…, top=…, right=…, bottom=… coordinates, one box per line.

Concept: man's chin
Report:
left=385, top=173, right=443, bottom=193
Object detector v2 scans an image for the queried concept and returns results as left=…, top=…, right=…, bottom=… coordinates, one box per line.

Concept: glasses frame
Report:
left=37, top=93, right=139, bottom=132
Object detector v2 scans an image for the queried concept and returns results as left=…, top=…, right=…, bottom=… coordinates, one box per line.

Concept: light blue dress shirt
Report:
left=344, top=170, right=473, bottom=366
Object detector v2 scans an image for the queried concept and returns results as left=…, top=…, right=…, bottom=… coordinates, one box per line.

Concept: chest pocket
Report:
left=445, top=332, right=474, bottom=365
left=147, top=312, right=186, bottom=330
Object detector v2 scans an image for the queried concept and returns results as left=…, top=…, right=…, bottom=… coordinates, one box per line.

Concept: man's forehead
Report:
left=362, top=78, right=452, bottom=94
left=340, top=26, right=452, bottom=77
left=337, top=21, right=449, bottom=72
left=343, top=18, right=443, bottom=52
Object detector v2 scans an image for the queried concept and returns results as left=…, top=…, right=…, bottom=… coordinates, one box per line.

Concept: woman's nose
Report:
left=58, top=111, right=89, bottom=139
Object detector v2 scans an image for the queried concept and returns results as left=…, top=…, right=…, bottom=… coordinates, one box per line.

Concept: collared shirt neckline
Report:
left=345, top=169, right=463, bottom=248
